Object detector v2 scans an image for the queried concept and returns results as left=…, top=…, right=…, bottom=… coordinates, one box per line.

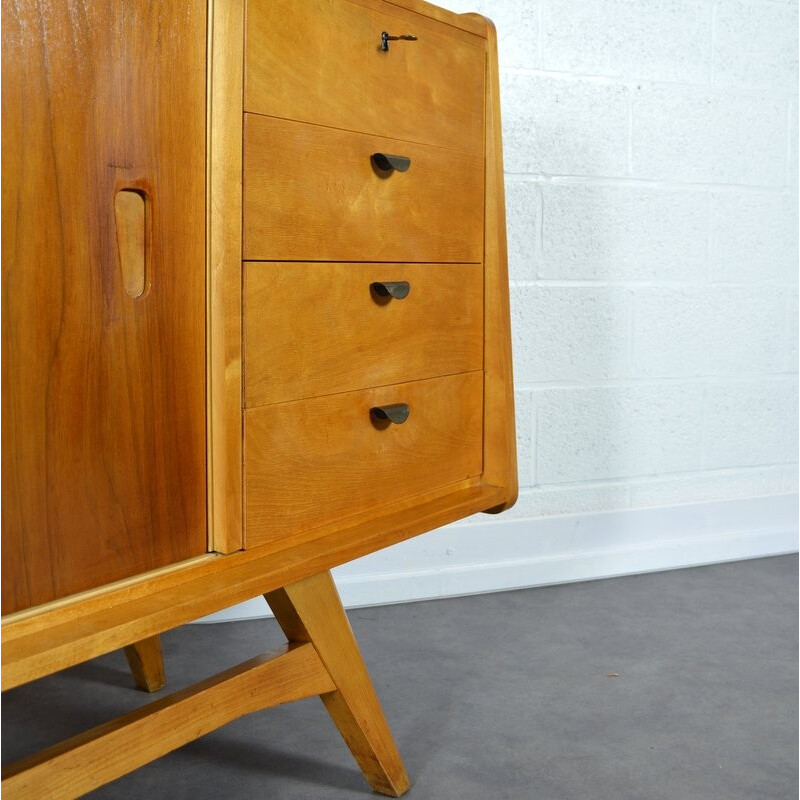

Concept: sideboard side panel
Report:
left=476, top=16, right=518, bottom=510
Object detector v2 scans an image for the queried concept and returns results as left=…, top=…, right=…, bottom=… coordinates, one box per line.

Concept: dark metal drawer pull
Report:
left=371, top=281, right=410, bottom=300
left=371, top=152, right=411, bottom=173
left=380, top=31, right=418, bottom=52
left=370, top=403, right=410, bottom=425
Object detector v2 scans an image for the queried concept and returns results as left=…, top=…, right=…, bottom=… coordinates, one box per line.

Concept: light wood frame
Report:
left=206, top=0, right=244, bottom=553
left=1, top=4, right=515, bottom=797
left=2, top=572, right=409, bottom=799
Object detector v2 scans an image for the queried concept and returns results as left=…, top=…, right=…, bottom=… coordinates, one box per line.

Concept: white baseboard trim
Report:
left=198, top=493, right=798, bottom=622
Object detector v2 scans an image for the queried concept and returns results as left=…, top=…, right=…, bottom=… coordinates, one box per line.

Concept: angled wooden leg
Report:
left=265, top=571, right=410, bottom=797
left=123, top=635, right=166, bottom=692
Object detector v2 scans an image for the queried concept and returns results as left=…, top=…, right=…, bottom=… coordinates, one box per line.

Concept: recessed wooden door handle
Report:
left=371, top=153, right=411, bottom=173
left=370, top=403, right=410, bottom=424
left=370, top=281, right=410, bottom=299
left=114, top=189, right=147, bottom=299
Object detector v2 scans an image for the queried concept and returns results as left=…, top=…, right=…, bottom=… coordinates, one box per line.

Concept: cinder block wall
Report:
left=205, top=0, right=799, bottom=619
left=445, top=0, right=799, bottom=518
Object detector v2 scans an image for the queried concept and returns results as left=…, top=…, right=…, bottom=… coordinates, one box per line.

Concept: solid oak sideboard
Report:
left=1, top=0, right=516, bottom=796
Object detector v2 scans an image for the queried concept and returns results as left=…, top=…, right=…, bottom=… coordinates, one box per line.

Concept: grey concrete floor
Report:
left=3, top=555, right=797, bottom=799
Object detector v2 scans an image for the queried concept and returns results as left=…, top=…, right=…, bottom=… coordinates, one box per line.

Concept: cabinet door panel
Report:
left=1, top=0, right=208, bottom=613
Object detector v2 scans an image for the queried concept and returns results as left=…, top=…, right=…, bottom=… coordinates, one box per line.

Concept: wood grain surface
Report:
left=380, top=0, right=488, bottom=36
left=243, top=114, right=484, bottom=263
left=246, top=0, right=484, bottom=153
left=123, top=635, right=166, bottom=693
left=1, top=0, right=208, bottom=613
left=266, top=572, right=410, bottom=796
left=113, top=190, right=147, bottom=299
left=2, top=483, right=505, bottom=690
left=473, top=15, right=518, bottom=511
left=2, top=643, right=334, bottom=799
left=245, top=372, right=484, bottom=545
left=207, top=0, right=244, bottom=553
left=2, top=4, right=516, bottom=798
left=244, top=262, right=483, bottom=406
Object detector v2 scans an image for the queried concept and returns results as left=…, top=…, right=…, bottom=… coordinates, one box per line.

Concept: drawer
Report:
left=243, top=115, right=484, bottom=263
left=245, top=371, right=484, bottom=545
left=245, top=0, right=485, bottom=154
left=244, top=262, right=483, bottom=407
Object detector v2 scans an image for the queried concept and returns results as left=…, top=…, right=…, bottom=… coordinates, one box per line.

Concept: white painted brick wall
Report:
left=709, top=191, right=799, bottom=282
left=633, top=287, right=788, bottom=376
left=713, top=0, right=799, bottom=89
left=534, top=384, right=706, bottom=482
left=501, top=74, right=630, bottom=176
left=541, top=183, right=709, bottom=280
left=704, top=379, right=799, bottom=468
left=505, top=180, right=540, bottom=282
left=513, top=285, right=632, bottom=381
left=442, top=0, right=798, bottom=517
left=632, top=85, right=787, bottom=184
left=542, top=0, right=712, bottom=83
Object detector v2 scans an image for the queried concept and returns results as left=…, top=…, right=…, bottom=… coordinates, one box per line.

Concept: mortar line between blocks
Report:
left=785, top=100, right=794, bottom=188
left=783, top=291, right=796, bottom=373
left=537, top=0, right=544, bottom=70
left=501, top=173, right=788, bottom=192
left=709, top=0, right=717, bottom=87
left=530, top=464, right=799, bottom=492
left=534, top=183, right=544, bottom=280
left=627, top=87, right=634, bottom=175
left=531, top=394, right=539, bottom=487
left=499, top=66, right=796, bottom=100
left=516, top=375, right=799, bottom=391
left=706, top=191, right=714, bottom=284
left=700, top=379, right=709, bottom=470
left=627, top=288, right=636, bottom=378
left=511, top=279, right=800, bottom=289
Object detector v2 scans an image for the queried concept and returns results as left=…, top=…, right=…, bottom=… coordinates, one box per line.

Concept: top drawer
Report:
left=245, top=0, right=486, bottom=154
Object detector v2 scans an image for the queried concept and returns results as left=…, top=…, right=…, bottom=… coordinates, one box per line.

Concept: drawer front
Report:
left=245, top=0, right=485, bottom=154
left=244, top=262, right=483, bottom=407
left=245, top=371, right=483, bottom=544
left=243, top=115, right=484, bottom=263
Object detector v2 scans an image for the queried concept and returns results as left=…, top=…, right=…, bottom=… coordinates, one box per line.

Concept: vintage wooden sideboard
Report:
left=0, top=0, right=516, bottom=796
